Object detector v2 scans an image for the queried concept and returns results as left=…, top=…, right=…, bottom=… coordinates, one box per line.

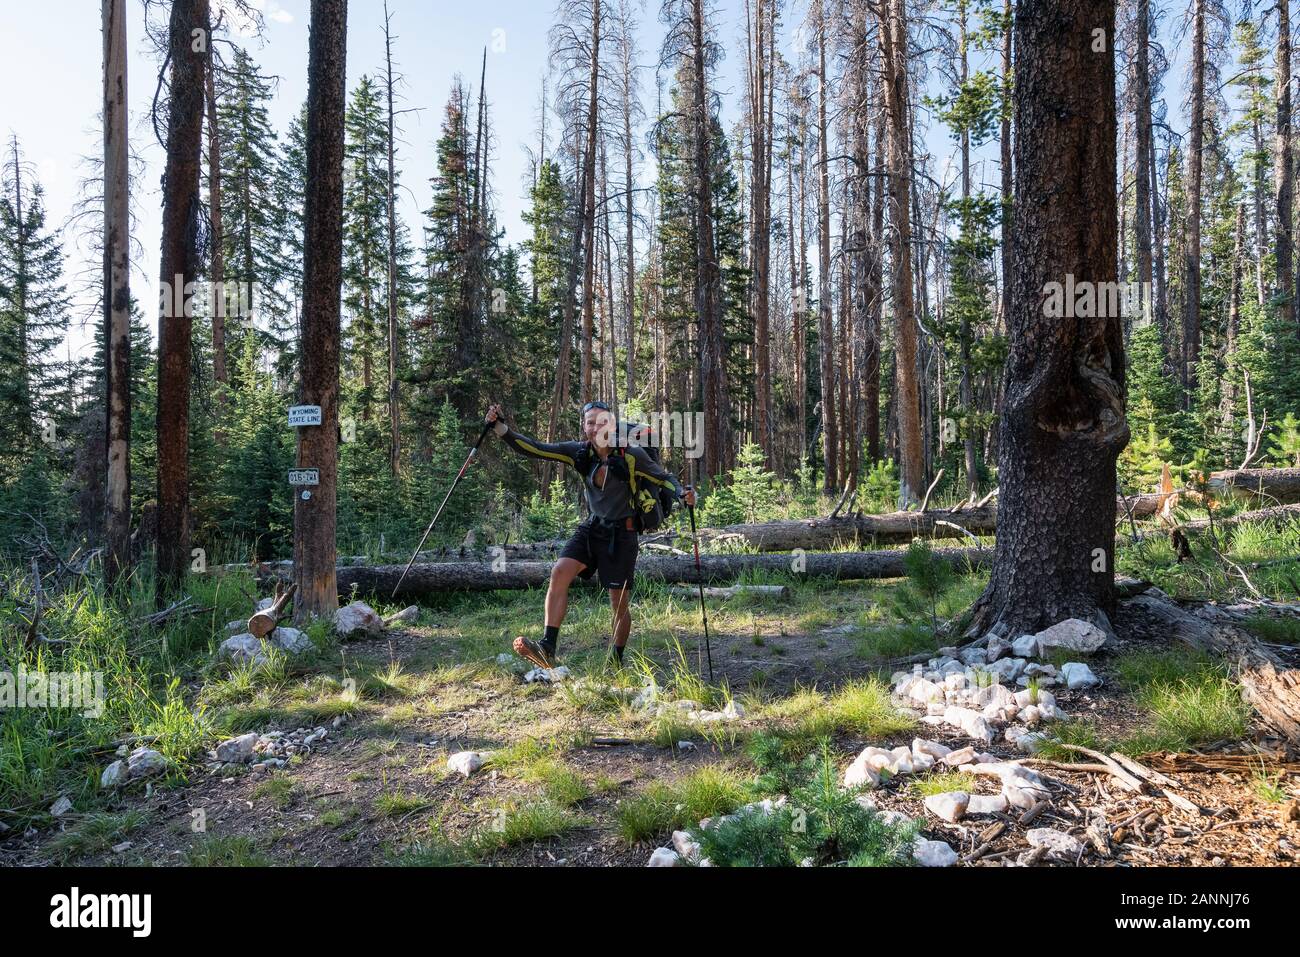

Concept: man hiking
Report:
left=484, top=401, right=695, bottom=670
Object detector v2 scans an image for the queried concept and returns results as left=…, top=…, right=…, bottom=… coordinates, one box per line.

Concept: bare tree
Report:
left=292, top=0, right=347, bottom=622
left=154, top=0, right=210, bottom=595
left=103, top=0, right=131, bottom=586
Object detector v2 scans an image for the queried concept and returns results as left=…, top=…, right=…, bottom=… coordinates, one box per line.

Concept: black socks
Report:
left=542, top=625, right=559, bottom=656
left=611, top=643, right=625, bottom=665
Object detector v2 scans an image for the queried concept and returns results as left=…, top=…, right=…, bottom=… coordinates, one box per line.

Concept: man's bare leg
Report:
left=607, top=584, right=632, bottom=665
left=514, top=557, right=585, bottom=668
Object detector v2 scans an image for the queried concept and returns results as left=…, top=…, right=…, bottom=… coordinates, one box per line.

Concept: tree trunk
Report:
left=154, top=0, right=209, bottom=596
left=691, top=0, right=731, bottom=481
left=383, top=1, right=401, bottom=476
left=1183, top=0, right=1204, bottom=398
left=292, top=0, right=347, bottom=623
left=580, top=0, right=602, bottom=402
left=880, top=0, right=925, bottom=505
left=969, top=0, right=1128, bottom=638
left=816, top=0, right=837, bottom=491
left=103, top=0, right=132, bottom=587
left=1278, top=0, right=1295, bottom=330
left=1134, top=0, right=1153, bottom=326
left=204, top=35, right=227, bottom=394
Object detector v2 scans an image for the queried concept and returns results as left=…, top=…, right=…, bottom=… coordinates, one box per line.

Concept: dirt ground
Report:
left=4, top=587, right=1299, bottom=868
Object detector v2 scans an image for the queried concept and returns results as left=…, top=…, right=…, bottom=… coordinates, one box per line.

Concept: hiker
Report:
left=484, top=401, right=696, bottom=669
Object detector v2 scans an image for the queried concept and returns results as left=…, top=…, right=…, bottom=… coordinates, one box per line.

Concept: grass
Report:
left=474, top=800, right=586, bottom=852
left=183, top=835, right=271, bottom=867
left=375, top=790, right=434, bottom=818
left=761, top=678, right=914, bottom=753
left=252, top=773, right=298, bottom=810
left=907, top=771, right=977, bottom=798
left=616, top=766, right=749, bottom=843
left=1037, top=650, right=1249, bottom=758
left=1244, top=615, right=1300, bottom=645
left=45, top=809, right=150, bottom=863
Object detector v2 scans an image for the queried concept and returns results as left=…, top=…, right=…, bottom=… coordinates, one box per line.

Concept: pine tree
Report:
left=0, top=138, right=71, bottom=462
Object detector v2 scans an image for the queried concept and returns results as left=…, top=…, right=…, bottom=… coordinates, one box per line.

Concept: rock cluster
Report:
left=206, top=724, right=337, bottom=773
left=101, top=747, right=168, bottom=788
left=218, top=625, right=314, bottom=666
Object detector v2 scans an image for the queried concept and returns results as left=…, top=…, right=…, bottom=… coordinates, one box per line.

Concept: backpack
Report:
left=573, top=421, right=678, bottom=533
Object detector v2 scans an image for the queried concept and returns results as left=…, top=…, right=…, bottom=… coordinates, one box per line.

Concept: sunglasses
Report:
left=581, top=401, right=612, bottom=415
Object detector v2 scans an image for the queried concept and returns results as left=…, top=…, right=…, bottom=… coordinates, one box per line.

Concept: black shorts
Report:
left=559, top=518, right=639, bottom=590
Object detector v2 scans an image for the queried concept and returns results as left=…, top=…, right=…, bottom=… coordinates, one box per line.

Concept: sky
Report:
left=0, top=0, right=1196, bottom=370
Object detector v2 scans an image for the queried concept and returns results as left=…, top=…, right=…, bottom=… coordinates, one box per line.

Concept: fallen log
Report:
left=1134, top=503, right=1300, bottom=543
left=256, top=548, right=994, bottom=596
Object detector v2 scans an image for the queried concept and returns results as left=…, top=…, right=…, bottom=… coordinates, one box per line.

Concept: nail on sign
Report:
left=289, top=468, right=320, bottom=486
left=288, top=405, right=323, bottom=427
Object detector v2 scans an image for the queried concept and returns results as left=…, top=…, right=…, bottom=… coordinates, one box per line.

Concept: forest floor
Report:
left=4, top=537, right=1299, bottom=867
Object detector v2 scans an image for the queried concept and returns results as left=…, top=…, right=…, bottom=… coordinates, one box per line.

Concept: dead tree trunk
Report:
left=154, top=0, right=209, bottom=596
left=292, top=0, right=347, bottom=623
left=103, top=0, right=132, bottom=587
left=969, top=0, right=1128, bottom=638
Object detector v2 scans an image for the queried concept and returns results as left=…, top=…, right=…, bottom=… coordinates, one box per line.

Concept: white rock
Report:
left=1016, top=732, right=1049, bottom=755
left=889, top=746, right=915, bottom=774
left=913, top=838, right=959, bottom=867
left=967, top=793, right=1009, bottom=815
left=647, top=847, right=680, bottom=867
left=676, top=741, right=697, bottom=752
left=924, top=791, right=970, bottom=823
left=844, top=751, right=881, bottom=790
left=913, top=739, right=952, bottom=760
left=910, top=751, right=935, bottom=772
left=255, top=597, right=275, bottom=612
left=1020, top=705, right=1041, bottom=726
left=269, top=626, right=313, bottom=655
left=1060, top=662, right=1101, bottom=689
left=125, top=747, right=167, bottom=779
left=988, top=657, right=1026, bottom=682
left=1032, top=618, right=1108, bottom=655
left=447, top=751, right=491, bottom=777
left=1027, top=827, right=1084, bottom=860
left=334, top=601, right=384, bottom=639
left=215, top=732, right=260, bottom=764
left=878, top=809, right=913, bottom=827
left=385, top=605, right=420, bottom=625
left=959, top=646, right=987, bottom=666
left=98, top=759, right=122, bottom=790
left=941, top=746, right=976, bottom=767
left=722, top=700, right=746, bottom=719
left=907, top=678, right=944, bottom=704
left=1025, top=663, right=1057, bottom=677
left=1011, top=634, right=1039, bottom=658
left=1002, top=784, right=1039, bottom=810
left=224, top=619, right=246, bottom=636
left=672, top=830, right=701, bottom=861
left=524, top=665, right=571, bottom=683
left=219, top=634, right=268, bottom=666
left=985, top=638, right=1009, bottom=662
left=49, top=796, right=73, bottom=817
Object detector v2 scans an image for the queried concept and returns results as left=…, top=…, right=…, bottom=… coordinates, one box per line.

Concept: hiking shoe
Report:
left=513, top=635, right=556, bottom=670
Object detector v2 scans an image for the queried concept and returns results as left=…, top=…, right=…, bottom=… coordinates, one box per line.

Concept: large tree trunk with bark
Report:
left=969, top=0, right=1128, bottom=639
left=154, top=0, right=209, bottom=596
left=103, top=0, right=132, bottom=587
left=292, top=0, right=347, bottom=623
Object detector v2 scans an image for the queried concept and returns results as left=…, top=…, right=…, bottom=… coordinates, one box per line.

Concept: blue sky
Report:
left=1, top=1, right=1197, bottom=367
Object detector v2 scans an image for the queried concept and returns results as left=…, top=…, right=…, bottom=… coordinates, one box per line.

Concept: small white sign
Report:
left=288, top=405, right=323, bottom=427
left=289, top=468, right=320, bottom=486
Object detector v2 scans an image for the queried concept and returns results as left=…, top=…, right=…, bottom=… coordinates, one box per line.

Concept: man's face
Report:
left=583, top=408, right=617, bottom=447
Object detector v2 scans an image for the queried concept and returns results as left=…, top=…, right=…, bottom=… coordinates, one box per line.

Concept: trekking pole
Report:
left=686, top=489, right=714, bottom=683
left=391, top=421, right=493, bottom=599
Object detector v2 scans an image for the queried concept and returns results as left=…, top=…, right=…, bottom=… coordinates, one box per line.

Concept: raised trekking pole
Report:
left=391, top=421, right=492, bottom=599
left=685, top=482, right=714, bottom=683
